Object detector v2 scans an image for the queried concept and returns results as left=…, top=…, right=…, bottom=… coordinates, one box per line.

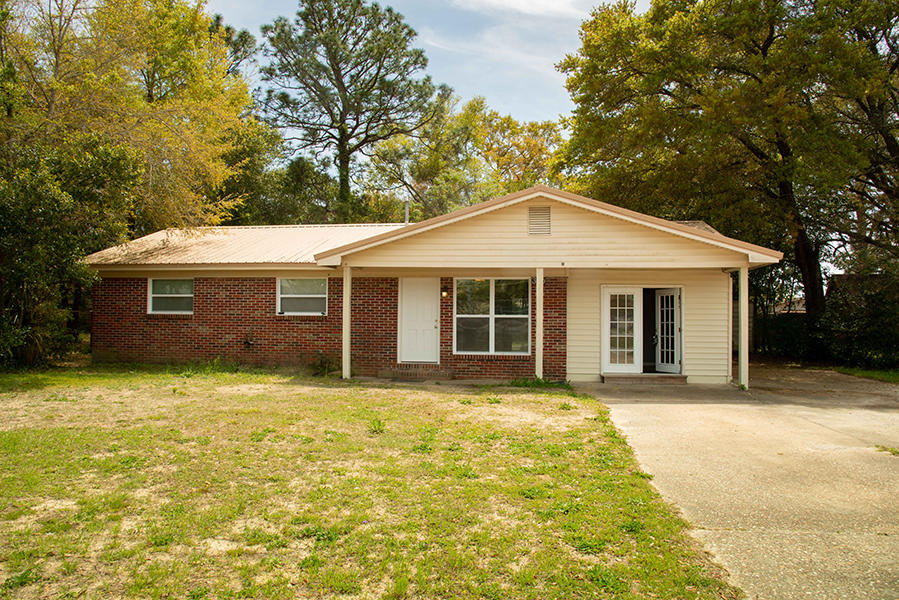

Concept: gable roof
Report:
left=85, top=224, right=405, bottom=267
left=315, top=185, right=782, bottom=266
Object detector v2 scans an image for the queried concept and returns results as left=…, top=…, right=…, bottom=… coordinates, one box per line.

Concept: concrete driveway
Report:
left=580, top=364, right=899, bottom=600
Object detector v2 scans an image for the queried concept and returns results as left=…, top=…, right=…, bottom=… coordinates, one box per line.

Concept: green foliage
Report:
left=0, top=137, right=140, bottom=365
left=209, top=13, right=257, bottom=76
left=225, top=154, right=340, bottom=225
left=1, top=567, right=41, bottom=592
left=367, top=418, right=386, bottom=435
left=366, top=95, right=562, bottom=220
left=0, top=0, right=257, bottom=364
left=823, top=272, right=899, bottom=368
left=262, top=0, right=444, bottom=220
left=558, top=0, right=899, bottom=345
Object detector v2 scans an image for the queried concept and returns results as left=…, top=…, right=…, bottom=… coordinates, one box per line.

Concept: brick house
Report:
left=86, top=185, right=781, bottom=387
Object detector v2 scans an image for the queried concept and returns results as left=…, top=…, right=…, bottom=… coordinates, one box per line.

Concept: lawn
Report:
left=832, top=366, right=899, bottom=384
left=0, top=364, right=739, bottom=599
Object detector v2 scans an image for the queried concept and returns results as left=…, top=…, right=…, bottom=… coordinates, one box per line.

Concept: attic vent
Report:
left=528, top=206, right=551, bottom=235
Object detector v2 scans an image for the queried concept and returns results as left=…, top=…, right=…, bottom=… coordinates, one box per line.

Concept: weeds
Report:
left=508, top=377, right=573, bottom=391
left=875, top=445, right=899, bottom=456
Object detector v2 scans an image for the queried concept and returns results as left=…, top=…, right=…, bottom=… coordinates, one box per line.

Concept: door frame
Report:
left=600, top=286, right=644, bottom=374
left=654, top=288, right=682, bottom=374
left=600, top=284, right=685, bottom=376
left=397, top=277, right=441, bottom=364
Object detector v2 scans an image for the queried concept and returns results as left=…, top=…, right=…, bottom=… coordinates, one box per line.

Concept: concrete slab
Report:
left=580, top=364, right=899, bottom=600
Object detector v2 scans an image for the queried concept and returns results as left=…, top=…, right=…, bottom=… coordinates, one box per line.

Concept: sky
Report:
left=206, top=0, right=650, bottom=123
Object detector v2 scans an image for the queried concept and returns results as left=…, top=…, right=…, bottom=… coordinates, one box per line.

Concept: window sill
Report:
left=452, top=352, right=531, bottom=358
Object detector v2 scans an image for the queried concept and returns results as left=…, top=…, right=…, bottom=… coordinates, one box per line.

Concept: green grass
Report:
left=875, top=445, right=899, bottom=456
left=0, top=365, right=739, bottom=599
left=508, top=377, right=574, bottom=391
left=832, top=367, right=899, bottom=384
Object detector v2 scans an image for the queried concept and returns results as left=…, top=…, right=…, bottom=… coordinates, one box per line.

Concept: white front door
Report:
left=655, top=288, right=681, bottom=373
left=602, top=287, right=643, bottom=374
left=399, top=278, right=440, bottom=363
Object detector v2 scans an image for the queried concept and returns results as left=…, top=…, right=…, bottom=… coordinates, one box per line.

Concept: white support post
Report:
left=535, top=267, right=544, bottom=380
left=342, top=266, right=352, bottom=379
left=739, top=266, right=749, bottom=389
left=727, top=273, right=734, bottom=383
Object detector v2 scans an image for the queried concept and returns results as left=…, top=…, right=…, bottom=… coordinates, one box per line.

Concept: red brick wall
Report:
left=91, top=277, right=345, bottom=367
left=544, top=277, right=567, bottom=381
left=91, top=275, right=566, bottom=380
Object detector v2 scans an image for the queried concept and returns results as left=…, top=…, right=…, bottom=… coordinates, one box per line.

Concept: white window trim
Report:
left=147, top=278, right=194, bottom=315
left=453, top=277, right=531, bottom=356
left=277, top=277, right=328, bottom=316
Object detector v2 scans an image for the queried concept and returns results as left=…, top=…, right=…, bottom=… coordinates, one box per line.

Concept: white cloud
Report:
left=419, top=24, right=569, bottom=82
left=449, top=0, right=594, bottom=19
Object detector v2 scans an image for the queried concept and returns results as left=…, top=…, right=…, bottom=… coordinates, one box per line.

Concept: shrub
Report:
left=823, top=272, right=899, bottom=368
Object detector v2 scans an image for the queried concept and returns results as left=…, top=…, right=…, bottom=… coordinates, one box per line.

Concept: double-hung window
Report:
left=455, top=278, right=530, bottom=354
left=148, top=279, right=193, bottom=314
left=278, top=278, right=328, bottom=315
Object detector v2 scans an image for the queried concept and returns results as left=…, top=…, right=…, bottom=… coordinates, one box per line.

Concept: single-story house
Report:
left=85, top=185, right=781, bottom=386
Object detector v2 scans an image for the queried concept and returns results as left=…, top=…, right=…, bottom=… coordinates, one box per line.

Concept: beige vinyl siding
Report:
left=346, top=198, right=744, bottom=269
left=567, top=269, right=732, bottom=384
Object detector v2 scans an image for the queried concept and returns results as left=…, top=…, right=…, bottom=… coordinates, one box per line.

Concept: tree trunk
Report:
left=779, top=179, right=827, bottom=359
left=336, top=137, right=351, bottom=223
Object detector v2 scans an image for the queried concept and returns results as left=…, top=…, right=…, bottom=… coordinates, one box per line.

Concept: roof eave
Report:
left=87, top=262, right=333, bottom=271
left=313, top=185, right=784, bottom=264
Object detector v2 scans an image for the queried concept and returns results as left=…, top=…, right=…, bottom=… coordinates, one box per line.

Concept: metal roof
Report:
left=85, top=224, right=407, bottom=266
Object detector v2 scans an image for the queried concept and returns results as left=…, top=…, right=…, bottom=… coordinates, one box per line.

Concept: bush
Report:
left=823, top=273, right=899, bottom=369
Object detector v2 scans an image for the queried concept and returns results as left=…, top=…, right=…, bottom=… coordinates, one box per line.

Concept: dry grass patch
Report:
left=0, top=364, right=740, bottom=599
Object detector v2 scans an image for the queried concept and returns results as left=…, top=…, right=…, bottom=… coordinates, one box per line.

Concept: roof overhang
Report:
left=88, top=262, right=334, bottom=273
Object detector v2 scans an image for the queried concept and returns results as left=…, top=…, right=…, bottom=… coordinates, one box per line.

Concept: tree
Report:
left=367, top=96, right=563, bottom=220
left=480, top=111, right=562, bottom=192
left=556, top=0, right=892, bottom=355
left=227, top=155, right=339, bottom=225
left=209, top=13, right=257, bottom=76
left=5, top=0, right=253, bottom=233
left=0, top=0, right=256, bottom=364
left=366, top=96, right=494, bottom=220
left=812, top=0, right=899, bottom=260
left=261, top=0, right=445, bottom=221
left=0, top=135, right=141, bottom=365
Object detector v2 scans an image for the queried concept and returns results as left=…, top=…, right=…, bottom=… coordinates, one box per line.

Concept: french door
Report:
left=655, top=289, right=681, bottom=373
left=601, top=287, right=643, bottom=374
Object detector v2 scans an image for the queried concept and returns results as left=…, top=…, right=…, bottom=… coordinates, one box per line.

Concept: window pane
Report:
left=152, top=279, right=192, bottom=295
left=495, top=280, right=529, bottom=315
left=152, top=296, right=193, bottom=312
left=495, top=317, right=528, bottom=352
left=456, top=280, right=490, bottom=315
left=456, top=317, right=489, bottom=352
left=280, top=278, right=326, bottom=296
left=280, top=297, right=327, bottom=314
